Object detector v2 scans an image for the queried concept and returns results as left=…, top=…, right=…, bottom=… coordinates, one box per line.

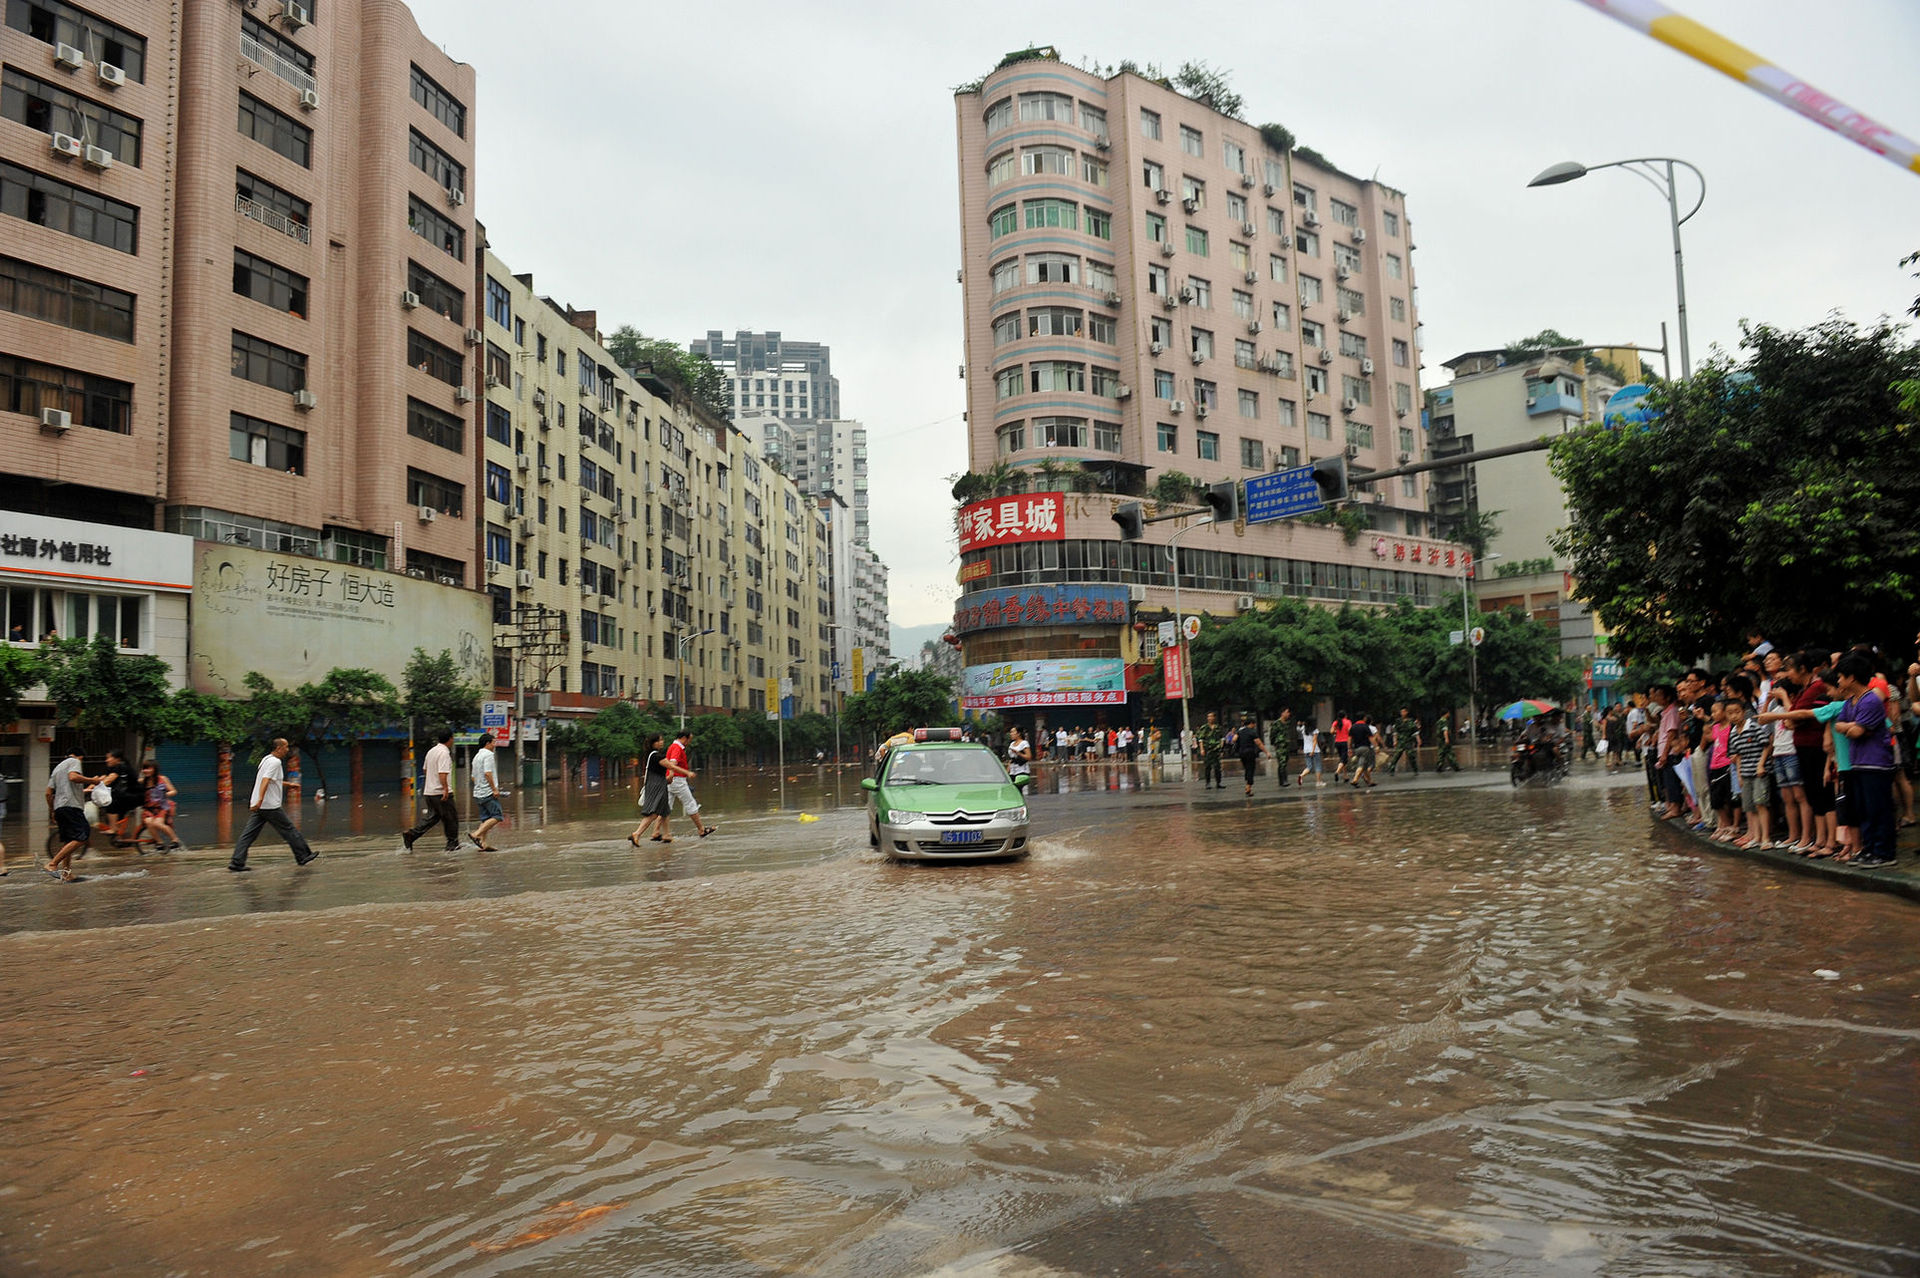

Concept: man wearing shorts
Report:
left=467, top=728, right=507, bottom=851
left=44, top=747, right=100, bottom=882
left=665, top=727, right=715, bottom=838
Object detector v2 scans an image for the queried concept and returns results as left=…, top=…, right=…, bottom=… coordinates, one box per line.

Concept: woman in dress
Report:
left=138, top=759, right=182, bottom=851
left=629, top=734, right=673, bottom=845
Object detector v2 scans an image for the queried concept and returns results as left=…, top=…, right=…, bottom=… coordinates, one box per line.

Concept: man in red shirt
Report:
left=665, top=728, right=716, bottom=838
left=1331, top=714, right=1353, bottom=783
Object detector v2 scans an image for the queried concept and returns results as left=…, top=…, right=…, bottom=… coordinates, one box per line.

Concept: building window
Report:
left=996, top=421, right=1024, bottom=455
left=1268, top=254, right=1287, bottom=283
left=407, top=397, right=464, bottom=452
left=1263, top=157, right=1285, bottom=189
left=7, top=0, right=147, bottom=81
left=1190, top=329, right=1213, bottom=360
left=1153, top=369, right=1174, bottom=399
left=1180, top=176, right=1205, bottom=207
left=1157, top=422, right=1177, bottom=452
left=410, top=63, right=467, bottom=137
left=1339, top=332, right=1368, bottom=359
left=1384, top=210, right=1400, bottom=236
left=231, top=330, right=306, bottom=392
left=240, top=14, right=312, bottom=91
left=1021, top=145, right=1073, bottom=177
left=1267, top=207, right=1285, bottom=236
left=984, top=97, right=1013, bottom=135
left=1293, top=184, right=1316, bottom=213
left=1142, top=159, right=1163, bottom=191
left=1196, top=430, right=1219, bottom=461
left=1232, top=290, right=1254, bottom=320
left=1337, top=286, right=1365, bottom=316
left=995, top=367, right=1022, bottom=400
left=1270, top=350, right=1295, bottom=378
left=1299, top=275, right=1323, bottom=305
left=1223, top=140, right=1245, bottom=173
left=0, top=157, right=137, bottom=253
left=1387, top=254, right=1404, bottom=279
left=1140, top=108, right=1160, bottom=140
left=407, top=260, right=465, bottom=324
left=0, top=351, right=131, bottom=433
left=1301, top=320, right=1324, bottom=348
left=989, top=204, right=1017, bottom=238
left=1309, top=412, right=1331, bottom=440
left=3, top=67, right=143, bottom=165
left=1229, top=241, right=1251, bottom=273
left=1341, top=374, right=1371, bottom=404
left=1329, top=199, right=1358, bottom=226
left=1086, top=260, right=1115, bottom=293
left=235, top=168, right=310, bottom=243
left=486, top=401, right=511, bottom=445
left=0, top=254, right=132, bottom=342
left=1145, top=213, right=1168, bottom=246
left=1234, top=339, right=1256, bottom=370
left=1081, top=155, right=1108, bottom=187
left=1194, top=380, right=1218, bottom=411
left=1276, top=399, right=1296, bottom=427
left=408, top=468, right=464, bottom=517
left=407, top=328, right=463, bottom=386
left=992, top=313, right=1020, bottom=346
left=1306, top=367, right=1328, bottom=395
left=1019, top=92, right=1074, bottom=123
left=1185, top=225, right=1209, bottom=256
left=1238, top=388, right=1259, bottom=418
left=237, top=91, right=310, bottom=167
left=990, top=258, right=1019, bottom=293
left=1390, top=296, right=1407, bottom=322
left=1029, top=361, right=1084, bottom=393
left=987, top=151, right=1015, bottom=187
left=1226, top=192, right=1247, bottom=224
left=1345, top=420, right=1373, bottom=449
left=230, top=411, right=305, bottom=473
left=1027, top=306, right=1081, bottom=337
left=1180, top=125, right=1203, bottom=157
left=1023, top=198, right=1078, bottom=231
left=1333, top=245, right=1362, bottom=277
left=407, top=195, right=464, bottom=260
left=410, top=128, right=466, bottom=198
left=1271, top=300, right=1291, bottom=331
left=1295, top=229, right=1319, bottom=257
left=1402, top=475, right=1418, bottom=498
left=232, top=249, right=308, bottom=318
left=485, top=461, right=512, bottom=505
left=1240, top=437, right=1263, bottom=469
left=484, top=276, right=511, bottom=328
left=1033, top=416, right=1087, bottom=448
left=1393, top=338, right=1411, bottom=367
left=1091, top=366, right=1121, bottom=397
left=1189, top=277, right=1211, bottom=309
left=1085, top=208, right=1111, bottom=240
left=1093, top=421, right=1120, bottom=451
left=1399, top=424, right=1416, bottom=454
left=1150, top=317, right=1173, bottom=348
left=1395, top=383, right=1414, bottom=416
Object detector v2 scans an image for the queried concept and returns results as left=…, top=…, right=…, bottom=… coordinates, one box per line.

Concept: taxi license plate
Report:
left=939, top=829, right=983, bottom=845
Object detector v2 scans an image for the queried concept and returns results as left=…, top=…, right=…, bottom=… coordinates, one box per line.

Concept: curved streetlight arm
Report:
left=1582, top=157, right=1706, bottom=225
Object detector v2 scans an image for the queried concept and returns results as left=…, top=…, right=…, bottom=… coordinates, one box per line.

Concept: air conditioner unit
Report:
left=1242, top=221, right=1257, bottom=237
left=582, top=580, right=597, bottom=597
left=1178, top=286, right=1195, bottom=302
left=532, top=389, right=547, bottom=409
left=1236, top=594, right=1256, bottom=611
left=485, top=374, right=503, bottom=390
left=1247, top=320, right=1262, bottom=335
left=96, top=63, right=126, bottom=87
left=1155, top=188, right=1171, bottom=205
left=1104, top=291, right=1121, bottom=306
left=293, top=388, right=318, bottom=410
left=485, top=559, right=503, bottom=579
left=1094, top=136, right=1110, bottom=151
left=1149, top=341, right=1165, bottom=355
left=518, top=518, right=534, bottom=539
left=643, top=481, right=655, bottom=494
left=1160, top=241, right=1176, bottom=258
left=1396, top=407, right=1409, bottom=418
left=83, top=145, right=113, bottom=170
left=399, top=290, right=421, bottom=309
left=1361, top=358, right=1375, bottom=375
left=1303, top=210, right=1321, bottom=227
left=1353, top=227, right=1367, bottom=244
left=1336, top=265, right=1352, bottom=281
left=1397, top=451, right=1412, bottom=464
left=463, top=328, right=483, bottom=346
left=54, top=42, right=85, bottom=69
left=647, top=604, right=657, bottom=616
left=1240, top=270, right=1257, bottom=286
left=1318, top=348, right=1332, bottom=364
left=454, top=386, right=475, bottom=403
left=1525, top=397, right=1538, bottom=408
left=1161, top=295, right=1177, bottom=311
left=1371, top=491, right=1387, bottom=505
left=515, top=452, right=531, bottom=471
left=281, top=0, right=310, bottom=28
left=1344, top=443, right=1360, bottom=460
left=446, top=187, right=465, bottom=207
left=1181, top=197, right=1199, bottom=214
left=1343, top=397, right=1358, bottom=413
left=1195, top=402, right=1210, bottom=418
left=1191, top=351, right=1204, bottom=365
left=50, top=132, right=82, bottom=159
left=1116, top=384, right=1133, bottom=399
left=417, top=505, right=437, bottom=523
left=1169, top=399, right=1186, bottom=414
left=1263, top=182, right=1276, bottom=196
left=517, top=570, right=534, bottom=589
left=299, top=88, right=319, bottom=111
left=39, top=407, right=71, bottom=432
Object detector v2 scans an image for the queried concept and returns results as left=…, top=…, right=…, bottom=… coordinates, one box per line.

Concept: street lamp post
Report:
left=1165, top=515, right=1215, bottom=781
left=1527, top=157, right=1705, bottom=378
left=675, top=627, right=715, bottom=730
left=1461, top=552, right=1501, bottom=761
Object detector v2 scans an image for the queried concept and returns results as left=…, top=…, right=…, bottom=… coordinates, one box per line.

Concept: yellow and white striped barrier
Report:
left=1575, top=0, right=1920, bottom=176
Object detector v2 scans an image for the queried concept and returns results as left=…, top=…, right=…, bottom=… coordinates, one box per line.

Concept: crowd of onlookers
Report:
left=1616, top=634, right=1916, bottom=869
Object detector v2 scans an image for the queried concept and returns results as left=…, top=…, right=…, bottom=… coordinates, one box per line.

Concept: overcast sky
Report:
left=409, top=0, right=1920, bottom=630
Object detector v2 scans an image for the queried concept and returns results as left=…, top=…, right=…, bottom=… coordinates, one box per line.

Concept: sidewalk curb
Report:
left=1654, top=817, right=1920, bottom=903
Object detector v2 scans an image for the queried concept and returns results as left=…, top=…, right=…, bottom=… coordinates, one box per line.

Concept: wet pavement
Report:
left=2, top=760, right=1917, bottom=1275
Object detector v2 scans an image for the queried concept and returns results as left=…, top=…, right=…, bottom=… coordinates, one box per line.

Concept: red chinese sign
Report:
left=957, top=494, right=1066, bottom=553
left=951, top=585, right=1131, bottom=636
left=1370, top=536, right=1471, bottom=573
left=1164, top=642, right=1188, bottom=700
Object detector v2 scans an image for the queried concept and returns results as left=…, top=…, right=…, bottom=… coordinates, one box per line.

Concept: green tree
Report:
left=40, top=634, right=174, bottom=748
left=1501, top=328, right=1588, bottom=364
left=152, top=689, right=241, bottom=748
left=1172, top=60, right=1243, bottom=118
left=238, top=669, right=400, bottom=793
left=1550, top=316, right=1920, bottom=661
left=0, top=645, right=46, bottom=727
left=606, top=325, right=729, bottom=420
left=401, top=647, right=484, bottom=734
left=843, top=667, right=956, bottom=751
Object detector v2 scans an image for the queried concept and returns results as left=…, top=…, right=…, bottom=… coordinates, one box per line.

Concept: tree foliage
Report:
left=1550, top=316, right=1920, bottom=662
left=41, top=634, right=174, bottom=743
left=843, top=667, right=957, bottom=750
left=0, top=644, right=46, bottom=726
left=1502, top=328, right=1589, bottom=364
left=606, top=325, right=730, bottom=421
left=237, top=668, right=400, bottom=792
left=1172, top=60, right=1242, bottom=118
left=401, top=647, right=484, bottom=733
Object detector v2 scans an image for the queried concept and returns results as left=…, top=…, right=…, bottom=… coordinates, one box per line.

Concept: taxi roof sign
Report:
left=913, top=727, right=966, bottom=742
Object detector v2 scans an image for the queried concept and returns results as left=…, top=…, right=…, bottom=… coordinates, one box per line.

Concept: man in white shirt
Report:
left=228, top=738, right=317, bottom=871
left=403, top=727, right=459, bottom=852
left=467, top=728, right=508, bottom=851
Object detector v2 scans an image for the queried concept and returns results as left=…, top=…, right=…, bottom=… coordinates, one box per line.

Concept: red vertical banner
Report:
left=1164, top=643, right=1187, bottom=700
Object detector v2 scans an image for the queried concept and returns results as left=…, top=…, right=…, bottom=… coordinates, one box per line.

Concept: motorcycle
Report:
left=1509, top=739, right=1568, bottom=787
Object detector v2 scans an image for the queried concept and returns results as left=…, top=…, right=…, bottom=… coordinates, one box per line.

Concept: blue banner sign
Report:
left=1244, top=465, right=1326, bottom=524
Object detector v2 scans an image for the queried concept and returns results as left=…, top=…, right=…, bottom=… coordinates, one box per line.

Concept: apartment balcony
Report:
left=240, top=29, right=317, bottom=95
left=1526, top=389, right=1582, bottom=417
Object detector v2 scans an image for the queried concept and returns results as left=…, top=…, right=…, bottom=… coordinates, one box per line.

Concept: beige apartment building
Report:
left=951, top=49, right=1469, bottom=725
left=478, top=247, right=834, bottom=723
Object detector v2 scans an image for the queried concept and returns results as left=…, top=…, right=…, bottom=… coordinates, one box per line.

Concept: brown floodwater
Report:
left=1, top=769, right=1916, bottom=1276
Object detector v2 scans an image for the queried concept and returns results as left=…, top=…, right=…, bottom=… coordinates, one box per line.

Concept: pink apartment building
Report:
left=0, top=0, right=477, bottom=579
left=952, top=49, right=1467, bottom=723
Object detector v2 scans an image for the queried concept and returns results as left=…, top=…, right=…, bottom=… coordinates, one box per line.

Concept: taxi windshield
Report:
left=884, top=748, right=1008, bottom=786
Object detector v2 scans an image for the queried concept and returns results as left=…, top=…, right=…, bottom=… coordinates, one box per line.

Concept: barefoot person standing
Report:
left=228, top=738, right=317, bottom=871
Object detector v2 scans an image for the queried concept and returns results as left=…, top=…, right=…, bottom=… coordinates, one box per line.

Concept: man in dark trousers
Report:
left=229, top=738, right=318, bottom=870
left=1233, top=715, right=1269, bottom=795
left=403, top=727, right=460, bottom=852
left=1272, top=707, right=1294, bottom=786
left=1195, top=711, right=1225, bottom=789
left=1385, top=709, right=1421, bottom=775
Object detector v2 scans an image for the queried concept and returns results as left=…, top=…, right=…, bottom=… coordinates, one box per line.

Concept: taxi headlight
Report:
left=890, top=811, right=929, bottom=825
left=994, top=806, right=1028, bottom=823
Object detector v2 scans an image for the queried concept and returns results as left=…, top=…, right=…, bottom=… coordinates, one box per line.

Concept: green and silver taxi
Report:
left=863, top=728, right=1031, bottom=862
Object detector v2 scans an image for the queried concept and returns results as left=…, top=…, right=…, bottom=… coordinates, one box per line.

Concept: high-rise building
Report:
left=692, top=329, right=840, bottom=421
left=951, top=49, right=1469, bottom=728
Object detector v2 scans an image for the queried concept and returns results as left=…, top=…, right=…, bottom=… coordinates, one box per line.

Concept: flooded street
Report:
left=2, top=770, right=1916, bottom=1276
